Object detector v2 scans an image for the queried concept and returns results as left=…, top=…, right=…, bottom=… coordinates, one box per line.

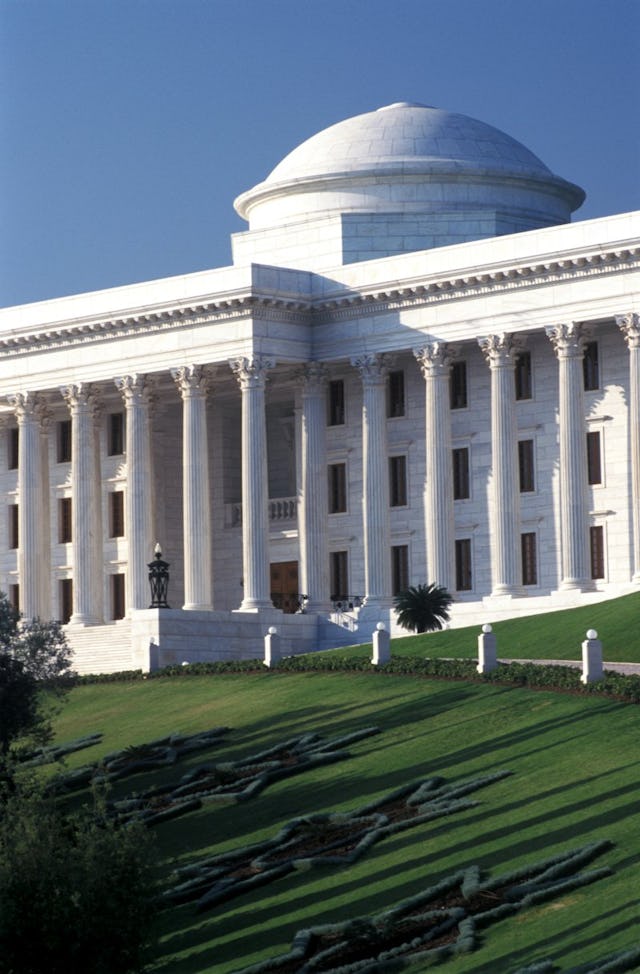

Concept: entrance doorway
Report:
left=270, top=561, right=300, bottom=613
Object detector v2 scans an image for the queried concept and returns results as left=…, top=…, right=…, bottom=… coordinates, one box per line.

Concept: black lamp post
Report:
left=148, top=543, right=170, bottom=608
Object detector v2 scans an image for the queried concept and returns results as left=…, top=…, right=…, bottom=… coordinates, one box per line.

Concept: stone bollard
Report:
left=477, top=623, right=497, bottom=674
left=372, top=622, right=391, bottom=666
left=581, top=628, right=603, bottom=684
left=264, top=626, right=281, bottom=668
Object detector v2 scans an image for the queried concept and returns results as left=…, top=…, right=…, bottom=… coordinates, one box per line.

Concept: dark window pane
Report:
left=587, top=431, right=602, bottom=485
left=583, top=342, right=599, bottom=391
left=387, top=371, right=405, bottom=418
left=452, top=447, right=470, bottom=500
left=389, top=456, right=407, bottom=507
left=518, top=440, right=535, bottom=492
left=450, top=362, right=468, bottom=410
left=327, top=381, right=345, bottom=426
left=515, top=351, right=532, bottom=400
left=455, top=539, right=472, bottom=591
left=521, top=532, right=537, bottom=586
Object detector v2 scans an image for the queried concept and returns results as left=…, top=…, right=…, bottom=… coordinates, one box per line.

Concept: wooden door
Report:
left=270, top=561, right=299, bottom=613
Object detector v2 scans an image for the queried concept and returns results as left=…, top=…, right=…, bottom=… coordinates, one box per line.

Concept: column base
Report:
left=234, top=600, right=277, bottom=613
left=558, top=578, right=595, bottom=593
left=489, top=586, right=525, bottom=598
left=68, top=614, right=102, bottom=627
left=183, top=603, right=213, bottom=612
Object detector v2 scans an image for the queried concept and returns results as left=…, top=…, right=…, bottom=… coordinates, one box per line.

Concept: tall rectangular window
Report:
left=587, top=431, right=602, bottom=485
left=391, top=544, right=409, bottom=596
left=330, top=551, right=348, bottom=601
left=57, top=420, right=72, bottom=464
left=327, top=380, right=345, bottom=426
left=8, top=428, right=18, bottom=470
left=455, top=539, right=472, bottom=591
left=9, top=584, right=19, bottom=612
left=452, top=447, right=470, bottom=500
left=58, top=497, right=72, bottom=543
left=521, top=532, right=538, bottom=586
left=590, top=526, right=605, bottom=579
left=59, top=579, right=73, bottom=624
left=108, top=412, right=125, bottom=456
left=111, top=573, right=126, bottom=620
left=518, top=440, right=535, bottom=492
left=9, top=504, right=18, bottom=549
left=328, top=463, right=347, bottom=513
left=583, top=342, right=599, bottom=391
left=387, top=370, right=405, bottom=418
left=515, top=351, right=532, bottom=401
left=450, top=361, right=468, bottom=410
left=109, top=491, right=125, bottom=537
left=389, top=455, right=407, bottom=507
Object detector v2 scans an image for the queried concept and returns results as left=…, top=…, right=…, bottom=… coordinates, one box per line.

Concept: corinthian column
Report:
left=61, top=383, right=103, bottom=624
left=230, top=356, right=274, bottom=611
left=546, top=324, right=591, bottom=590
left=478, top=334, right=522, bottom=596
left=616, top=312, right=640, bottom=584
left=172, top=365, right=212, bottom=610
left=414, top=343, right=454, bottom=592
left=299, top=363, right=330, bottom=612
left=115, top=375, right=154, bottom=611
left=8, top=392, right=50, bottom=619
left=352, top=354, right=393, bottom=608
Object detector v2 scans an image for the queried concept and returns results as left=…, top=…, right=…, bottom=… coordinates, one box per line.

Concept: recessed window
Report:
left=450, top=361, right=468, bottom=410
left=8, top=428, right=18, bottom=470
left=59, top=578, right=73, bottom=624
left=9, top=584, right=19, bottom=612
left=111, top=573, right=126, bottom=620
left=330, top=551, right=348, bottom=601
left=521, top=532, right=538, bottom=586
left=389, top=455, right=407, bottom=507
left=391, top=544, right=409, bottom=596
left=452, top=447, right=470, bottom=500
left=328, top=463, right=347, bottom=513
left=518, top=440, right=535, bottom=492
left=455, top=539, right=472, bottom=591
left=515, top=351, right=532, bottom=401
left=327, top=380, right=345, bottom=427
left=58, top=497, right=72, bottom=544
left=57, top=420, right=72, bottom=464
left=590, top=526, right=605, bottom=580
left=8, top=504, right=18, bottom=550
left=583, top=342, right=599, bottom=392
left=387, top=370, right=405, bottom=418
left=587, top=431, right=602, bottom=485
left=108, top=412, right=125, bottom=456
left=109, top=491, right=125, bottom=538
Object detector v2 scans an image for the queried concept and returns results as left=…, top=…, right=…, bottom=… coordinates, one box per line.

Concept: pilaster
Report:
left=298, top=363, right=330, bottom=612
left=616, top=312, right=640, bottom=584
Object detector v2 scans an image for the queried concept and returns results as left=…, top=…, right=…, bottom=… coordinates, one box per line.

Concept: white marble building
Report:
left=0, top=102, right=638, bottom=673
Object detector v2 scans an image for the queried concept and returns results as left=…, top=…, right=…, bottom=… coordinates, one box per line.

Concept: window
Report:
left=328, top=463, right=347, bottom=513
left=8, top=428, right=18, bottom=470
left=450, top=361, right=468, bottom=410
left=59, top=579, right=73, bottom=624
left=455, top=539, right=472, bottom=591
left=111, top=573, right=126, bottom=620
left=59, top=497, right=72, bottom=544
left=327, top=380, right=345, bottom=426
left=518, top=440, right=535, bottom=492
left=9, top=584, right=19, bottom=612
left=387, top=370, right=405, bottom=418
left=452, top=447, right=470, bottom=500
left=515, top=351, right=532, bottom=401
left=108, top=412, right=125, bottom=456
left=9, top=505, right=18, bottom=549
left=391, top=545, right=409, bottom=596
left=583, top=342, right=599, bottom=391
left=389, top=455, right=407, bottom=507
left=109, top=491, right=125, bottom=538
left=57, top=420, right=72, bottom=463
left=590, top=526, right=605, bottom=580
left=587, top=431, right=602, bottom=485
left=521, top=533, right=538, bottom=586
left=330, top=551, right=348, bottom=601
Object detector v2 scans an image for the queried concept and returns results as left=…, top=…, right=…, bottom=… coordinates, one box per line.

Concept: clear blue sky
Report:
left=1, top=0, right=638, bottom=308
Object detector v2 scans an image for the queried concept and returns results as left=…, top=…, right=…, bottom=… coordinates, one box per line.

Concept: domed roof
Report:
left=264, top=101, right=555, bottom=186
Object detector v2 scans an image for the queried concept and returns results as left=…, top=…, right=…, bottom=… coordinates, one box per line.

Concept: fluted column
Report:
left=172, top=365, right=213, bottom=610
left=61, top=384, right=103, bottom=624
left=299, top=363, right=330, bottom=612
left=230, top=356, right=274, bottom=611
left=115, top=375, right=154, bottom=611
left=546, top=324, right=591, bottom=590
left=616, top=312, right=640, bottom=584
left=414, top=344, right=454, bottom=592
left=351, top=354, right=393, bottom=608
left=478, top=334, right=523, bottom=596
left=8, top=392, right=50, bottom=619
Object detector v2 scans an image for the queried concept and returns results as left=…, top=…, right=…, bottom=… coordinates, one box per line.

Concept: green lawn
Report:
left=50, top=663, right=640, bottom=973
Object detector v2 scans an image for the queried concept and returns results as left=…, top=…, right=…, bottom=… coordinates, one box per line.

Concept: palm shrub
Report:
left=394, top=583, right=453, bottom=634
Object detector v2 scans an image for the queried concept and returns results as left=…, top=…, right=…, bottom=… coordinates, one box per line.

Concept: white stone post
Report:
left=478, top=334, right=523, bottom=596
left=616, top=313, right=640, bottom=584
left=546, top=324, right=591, bottom=590
left=61, top=383, right=103, bottom=624
left=264, top=626, right=281, bottom=667
left=172, top=365, right=213, bottom=611
left=581, top=628, right=603, bottom=684
left=299, top=363, right=330, bottom=612
left=372, top=622, right=391, bottom=665
left=230, top=356, right=275, bottom=611
left=414, top=343, right=454, bottom=592
left=352, top=353, right=392, bottom=609
left=115, top=374, right=154, bottom=612
left=477, top=623, right=497, bottom=673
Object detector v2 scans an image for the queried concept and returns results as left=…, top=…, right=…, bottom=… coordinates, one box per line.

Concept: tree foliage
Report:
left=393, top=583, right=453, bottom=634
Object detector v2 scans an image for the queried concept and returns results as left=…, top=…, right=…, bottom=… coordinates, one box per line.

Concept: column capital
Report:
left=616, top=312, right=640, bottom=348
left=171, top=364, right=211, bottom=398
left=414, top=342, right=451, bottom=378
left=351, top=352, right=394, bottom=384
left=545, top=323, right=586, bottom=358
left=115, top=373, right=151, bottom=405
left=298, top=362, right=328, bottom=394
left=60, top=382, right=99, bottom=416
left=478, top=333, right=523, bottom=368
left=7, top=391, right=50, bottom=429
left=229, top=356, right=275, bottom=390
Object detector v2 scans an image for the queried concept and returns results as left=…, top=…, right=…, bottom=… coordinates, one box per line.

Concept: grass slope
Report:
left=51, top=667, right=639, bottom=974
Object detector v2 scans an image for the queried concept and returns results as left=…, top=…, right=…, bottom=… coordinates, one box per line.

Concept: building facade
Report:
left=1, top=103, right=639, bottom=672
